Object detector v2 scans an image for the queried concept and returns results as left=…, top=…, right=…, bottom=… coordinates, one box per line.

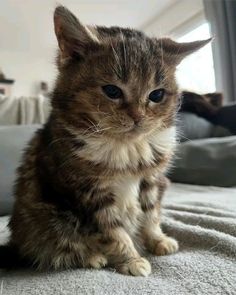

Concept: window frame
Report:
left=169, top=11, right=216, bottom=93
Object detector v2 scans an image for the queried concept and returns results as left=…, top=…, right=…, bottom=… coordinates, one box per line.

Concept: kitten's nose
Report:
left=127, top=106, right=144, bottom=125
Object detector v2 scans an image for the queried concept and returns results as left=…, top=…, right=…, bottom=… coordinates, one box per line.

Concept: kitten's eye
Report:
left=102, top=85, right=123, bottom=99
left=149, top=89, right=165, bottom=103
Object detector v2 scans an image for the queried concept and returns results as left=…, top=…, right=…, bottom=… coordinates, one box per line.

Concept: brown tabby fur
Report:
left=4, top=6, right=210, bottom=276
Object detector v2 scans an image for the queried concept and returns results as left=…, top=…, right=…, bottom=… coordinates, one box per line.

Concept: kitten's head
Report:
left=52, top=6, right=210, bottom=139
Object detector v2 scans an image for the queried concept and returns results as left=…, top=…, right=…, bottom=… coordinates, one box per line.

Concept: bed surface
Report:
left=0, top=183, right=236, bottom=295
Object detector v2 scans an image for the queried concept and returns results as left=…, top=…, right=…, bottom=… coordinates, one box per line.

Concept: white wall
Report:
left=0, top=1, right=57, bottom=97
left=142, top=0, right=204, bottom=37
left=0, top=51, right=57, bottom=97
left=0, top=0, right=175, bottom=97
left=1, top=0, right=206, bottom=97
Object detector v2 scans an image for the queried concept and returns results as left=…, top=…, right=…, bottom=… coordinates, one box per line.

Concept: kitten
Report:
left=0, top=6, right=210, bottom=276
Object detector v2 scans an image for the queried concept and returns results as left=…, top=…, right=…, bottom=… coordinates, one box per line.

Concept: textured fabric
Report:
left=0, top=125, right=40, bottom=215
left=203, top=0, right=236, bottom=102
left=170, top=136, right=236, bottom=187
left=0, top=183, right=236, bottom=294
left=0, top=95, right=50, bottom=125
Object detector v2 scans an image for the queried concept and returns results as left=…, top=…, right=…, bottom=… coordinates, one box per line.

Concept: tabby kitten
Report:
left=1, top=6, right=210, bottom=276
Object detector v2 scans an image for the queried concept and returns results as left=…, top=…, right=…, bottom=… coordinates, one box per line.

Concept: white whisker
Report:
left=120, top=29, right=127, bottom=73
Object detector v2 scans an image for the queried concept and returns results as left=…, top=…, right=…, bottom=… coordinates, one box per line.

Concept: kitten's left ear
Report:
left=54, top=6, right=99, bottom=63
left=157, top=38, right=212, bottom=66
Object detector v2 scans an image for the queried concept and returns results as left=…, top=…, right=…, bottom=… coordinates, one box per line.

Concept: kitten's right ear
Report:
left=157, top=38, right=211, bottom=66
left=54, top=6, right=99, bottom=63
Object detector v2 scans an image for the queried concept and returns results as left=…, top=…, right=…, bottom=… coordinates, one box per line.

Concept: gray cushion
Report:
left=169, top=136, right=236, bottom=187
left=0, top=125, right=40, bottom=216
left=178, top=112, right=231, bottom=141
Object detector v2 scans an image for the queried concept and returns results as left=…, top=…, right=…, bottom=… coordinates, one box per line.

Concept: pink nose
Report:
left=127, top=107, right=144, bottom=124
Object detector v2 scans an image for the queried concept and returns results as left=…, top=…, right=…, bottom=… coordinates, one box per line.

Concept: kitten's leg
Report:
left=90, top=204, right=151, bottom=276
left=86, top=253, right=108, bottom=269
left=139, top=175, right=179, bottom=256
left=99, top=228, right=151, bottom=276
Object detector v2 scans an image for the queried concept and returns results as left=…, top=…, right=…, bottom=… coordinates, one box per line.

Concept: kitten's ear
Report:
left=54, top=6, right=99, bottom=63
left=158, top=38, right=212, bottom=65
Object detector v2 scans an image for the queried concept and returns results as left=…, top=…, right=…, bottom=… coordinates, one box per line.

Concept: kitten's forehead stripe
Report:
left=96, top=26, right=162, bottom=85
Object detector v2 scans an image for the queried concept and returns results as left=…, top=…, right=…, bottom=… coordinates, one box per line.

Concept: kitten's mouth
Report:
left=124, top=124, right=145, bottom=136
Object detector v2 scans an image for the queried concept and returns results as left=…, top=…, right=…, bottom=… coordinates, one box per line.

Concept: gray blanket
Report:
left=0, top=183, right=236, bottom=295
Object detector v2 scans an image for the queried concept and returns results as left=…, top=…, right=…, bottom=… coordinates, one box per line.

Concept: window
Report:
left=176, top=23, right=216, bottom=93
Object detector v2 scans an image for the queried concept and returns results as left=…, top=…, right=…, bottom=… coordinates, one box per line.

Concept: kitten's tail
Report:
left=0, top=244, right=29, bottom=269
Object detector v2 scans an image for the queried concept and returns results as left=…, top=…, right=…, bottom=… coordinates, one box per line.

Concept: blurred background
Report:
left=0, top=0, right=234, bottom=98
left=1, top=3, right=236, bottom=292
left=0, top=0, right=235, bottom=190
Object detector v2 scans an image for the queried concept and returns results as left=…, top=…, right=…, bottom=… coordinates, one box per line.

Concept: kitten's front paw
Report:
left=153, top=236, right=179, bottom=256
left=119, top=257, right=151, bottom=277
left=87, top=254, right=108, bottom=269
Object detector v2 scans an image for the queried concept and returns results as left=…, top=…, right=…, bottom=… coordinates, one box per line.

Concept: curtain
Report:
left=203, top=0, right=236, bottom=103
left=0, top=95, right=51, bottom=125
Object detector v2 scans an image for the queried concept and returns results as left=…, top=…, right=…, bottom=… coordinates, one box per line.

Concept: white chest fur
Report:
left=112, top=175, right=140, bottom=210
left=111, top=175, right=142, bottom=235
left=77, top=126, right=176, bottom=170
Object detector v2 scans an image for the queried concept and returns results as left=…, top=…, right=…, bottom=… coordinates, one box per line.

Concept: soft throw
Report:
left=0, top=183, right=236, bottom=294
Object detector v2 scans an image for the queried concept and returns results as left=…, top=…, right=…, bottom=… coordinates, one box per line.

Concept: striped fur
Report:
left=4, top=6, right=210, bottom=276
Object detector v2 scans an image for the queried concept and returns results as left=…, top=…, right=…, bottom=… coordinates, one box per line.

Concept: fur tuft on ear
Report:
left=157, top=38, right=212, bottom=66
left=54, top=6, right=99, bottom=63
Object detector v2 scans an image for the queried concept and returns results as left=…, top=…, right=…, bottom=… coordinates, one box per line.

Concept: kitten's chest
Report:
left=77, top=127, right=176, bottom=171
left=111, top=175, right=143, bottom=234
left=78, top=136, right=154, bottom=170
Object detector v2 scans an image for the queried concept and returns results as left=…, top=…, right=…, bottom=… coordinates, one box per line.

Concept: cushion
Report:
left=177, top=112, right=232, bottom=141
left=212, top=104, right=236, bottom=135
left=169, top=136, right=236, bottom=187
left=0, top=125, right=40, bottom=216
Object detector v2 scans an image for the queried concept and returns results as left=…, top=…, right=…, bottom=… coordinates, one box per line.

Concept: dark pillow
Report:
left=180, top=91, right=223, bottom=116
left=169, top=136, right=236, bottom=187
left=0, top=125, right=40, bottom=216
left=211, top=104, right=236, bottom=135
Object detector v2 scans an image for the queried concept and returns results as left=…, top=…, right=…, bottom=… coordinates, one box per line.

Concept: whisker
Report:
left=109, top=36, right=122, bottom=78
left=120, top=29, right=127, bottom=74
